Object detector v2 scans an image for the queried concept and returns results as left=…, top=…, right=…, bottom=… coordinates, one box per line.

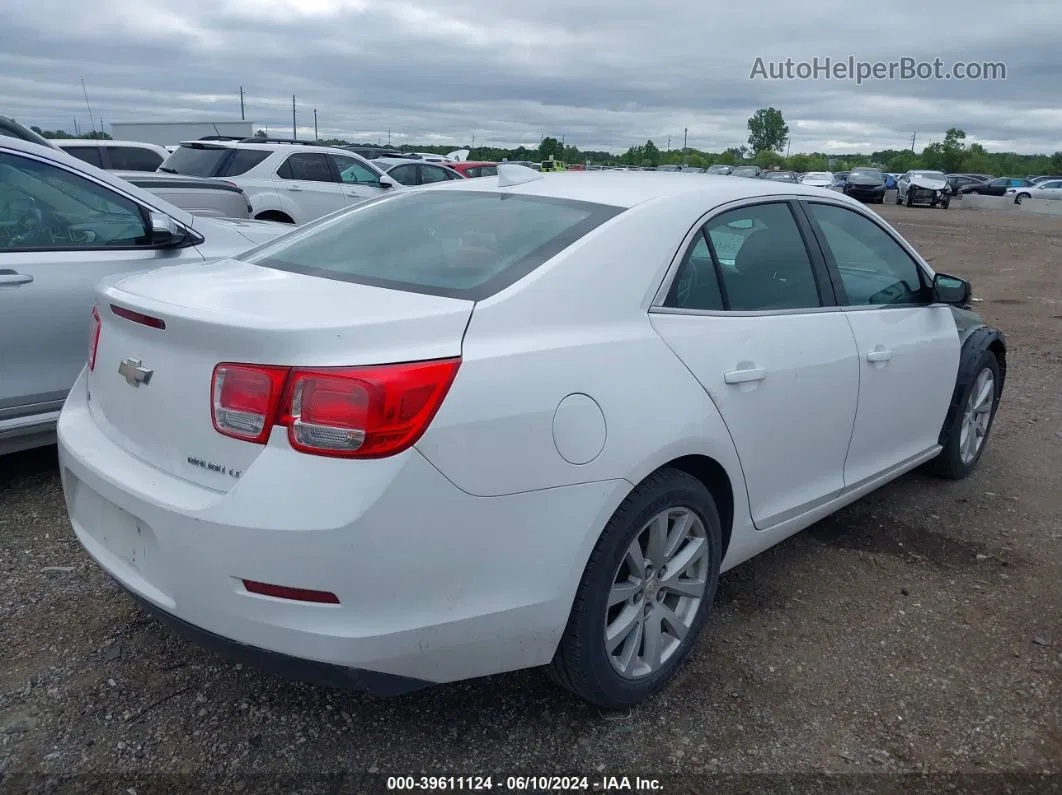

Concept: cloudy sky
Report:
left=2, top=0, right=1060, bottom=155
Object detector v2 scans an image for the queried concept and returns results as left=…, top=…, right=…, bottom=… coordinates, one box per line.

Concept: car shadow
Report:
left=0, top=444, right=59, bottom=492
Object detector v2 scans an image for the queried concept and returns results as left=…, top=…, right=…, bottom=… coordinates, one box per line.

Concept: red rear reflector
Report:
left=242, top=580, right=339, bottom=604
left=211, top=364, right=289, bottom=443
left=111, top=304, right=166, bottom=329
left=88, top=306, right=102, bottom=371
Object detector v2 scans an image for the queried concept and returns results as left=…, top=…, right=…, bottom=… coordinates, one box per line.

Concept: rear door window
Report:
left=61, top=146, right=104, bottom=169
left=107, top=146, right=164, bottom=171
left=386, top=164, right=418, bottom=185
left=419, top=165, right=451, bottom=183
left=245, top=191, right=624, bottom=300
left=276, top=153, right=334, bottom=182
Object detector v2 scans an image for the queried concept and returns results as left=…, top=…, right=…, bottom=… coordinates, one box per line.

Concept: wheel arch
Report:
left=661, top=454, right=735, bottom=560
left=937, top=326, right=1007, bottom=446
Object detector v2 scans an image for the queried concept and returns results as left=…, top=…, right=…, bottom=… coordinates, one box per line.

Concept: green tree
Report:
left=538, top=136, right=563, bottom=161
left=753, top=149, right=786, bottom=169
left=254, top=129, right=267, bottom=139
left=961, top=143, right=993, bottom=174
left=747, top=107, right=789, bottom=153
left=643, top=139, right=661, bottom=167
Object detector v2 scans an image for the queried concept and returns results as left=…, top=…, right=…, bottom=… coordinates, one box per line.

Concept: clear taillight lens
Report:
left=210, top=364, right=289, bottom=443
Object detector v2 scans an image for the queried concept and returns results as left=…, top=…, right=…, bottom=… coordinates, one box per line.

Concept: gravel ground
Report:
left=2, top=204, right=1061, bottom=794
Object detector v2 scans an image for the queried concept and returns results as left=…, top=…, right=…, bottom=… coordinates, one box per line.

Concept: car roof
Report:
left=0, top=136, right=195, bottom=225
left=52, top=139, right=170, bottom=155
left=452, top=161, right=496, bottom=167
left=420, top=169, right=862, bottom=209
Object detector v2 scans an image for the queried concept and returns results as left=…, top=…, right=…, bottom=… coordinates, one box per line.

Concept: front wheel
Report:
left=547, top=469, right=722, bottom=708
left=895, top=190, right=903, bottom=205
left=1015, top=193, right=1029, bottom=204
left=925, top=351, right=1002, bottom=479
left=941, top=197, right=950, bottom=209
left=906, top=192, right=914, bottom=207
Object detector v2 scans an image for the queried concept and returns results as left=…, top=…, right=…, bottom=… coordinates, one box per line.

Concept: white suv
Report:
left=158, top=139, right=399, bottom=224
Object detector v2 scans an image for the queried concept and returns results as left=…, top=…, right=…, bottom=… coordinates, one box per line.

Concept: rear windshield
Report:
left=159, top=145, right=230, bottom=176
left=244, top=191, right=624, bottom=300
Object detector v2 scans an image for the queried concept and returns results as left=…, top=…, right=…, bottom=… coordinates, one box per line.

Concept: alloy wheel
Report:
left=959, top=367, right=995, bottom=464
left=604, top=507, right=710, bottom=678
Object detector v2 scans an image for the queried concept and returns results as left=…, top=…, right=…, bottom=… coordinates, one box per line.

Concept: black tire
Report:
left=1015, top=193, right=1029, bottom=205
left=905, top=192, right=914, bottom=207
left=256, top=211, right=295, bottom=224
left=941, top=197, right=950, bottom=209
left=895, top=190, right=903, bottom=205
left=546, top=468, right=723, bottom=709
left=925, top=351, right=1002, bottom=479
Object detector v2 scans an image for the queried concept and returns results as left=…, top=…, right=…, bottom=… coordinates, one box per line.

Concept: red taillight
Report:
left=209, top=358, right=460, bottom=457
left=242, top=580, right=339, bottom=604
left=211, top=364, right=289, bottom=443
left=88, top=306, right=102, bottom=371
left=111, top=304, right=166, bottom=329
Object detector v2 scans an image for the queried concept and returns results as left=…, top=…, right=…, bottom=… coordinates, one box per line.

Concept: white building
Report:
left=108, top=120, right=254, bottom=147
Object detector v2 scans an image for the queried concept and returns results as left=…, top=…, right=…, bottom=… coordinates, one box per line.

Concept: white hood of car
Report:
left=910, top=175, right=948, bottom=190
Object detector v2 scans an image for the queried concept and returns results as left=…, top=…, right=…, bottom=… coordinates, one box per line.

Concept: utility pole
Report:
left=683, top=127, right=688, bottom=152
left=387, top=128, right=391, bottom=146
left=240, top=86, right=245, bottom=120
left=313, top=108, right=318, bottom=141
left=786, top=137, right=791, bottom=157
left=667, top=135, right=671, bottom=152
left=911, top=132, right=917, bottom=151
left=292, top=95, right=296, bottom=140
left=73, top=118, right=79, bottom=136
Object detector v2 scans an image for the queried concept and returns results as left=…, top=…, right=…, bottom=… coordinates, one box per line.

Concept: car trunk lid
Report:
left=87, top=259, right=472, bottom=490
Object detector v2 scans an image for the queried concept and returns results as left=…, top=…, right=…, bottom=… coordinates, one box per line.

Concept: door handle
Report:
left=867, top=349, right=893, bottom=362
left=343, top=188, right=361, bottom=196
left=0, top=271, right=33, bottom=287
left=724, top=368, right=767, bottom=384
left=287, top=184, right=302, bottom=191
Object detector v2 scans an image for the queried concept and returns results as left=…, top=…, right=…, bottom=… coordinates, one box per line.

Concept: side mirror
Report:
left=378, top=174, right=398, bottom=189
left=932, top=273, right=972, bottom=306
left=149, top=211, right=189, bottom=248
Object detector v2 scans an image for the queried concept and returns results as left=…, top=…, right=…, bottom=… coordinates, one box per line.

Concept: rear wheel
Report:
left=925, top=351, right=1001, bottom=479
left=547, top=469, right=722, bottom=708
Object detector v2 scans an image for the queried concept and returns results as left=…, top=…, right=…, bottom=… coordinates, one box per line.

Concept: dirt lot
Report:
left=1, top=204, right=1060, bottom=794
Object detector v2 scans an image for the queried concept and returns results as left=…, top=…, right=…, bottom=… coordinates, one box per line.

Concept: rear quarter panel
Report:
left=414, top=196, right=749, bottom=504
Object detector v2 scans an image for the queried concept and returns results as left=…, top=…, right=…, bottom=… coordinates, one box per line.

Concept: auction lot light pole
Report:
left=292, top=95, right=296, bottom=140
left=314, top=108, right=318, bottom=141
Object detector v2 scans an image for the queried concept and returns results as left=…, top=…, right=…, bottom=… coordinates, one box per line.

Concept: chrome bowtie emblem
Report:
left=118, top=357, right=153, bottom=387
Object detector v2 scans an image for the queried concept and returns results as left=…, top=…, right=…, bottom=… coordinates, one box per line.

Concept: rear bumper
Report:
left=121, top=582, right=428, bottom=696
left=57, top=372, right=627, bottom=685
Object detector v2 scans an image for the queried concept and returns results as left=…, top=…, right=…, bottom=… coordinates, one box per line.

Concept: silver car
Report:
left=0, top=138, right=289, bottom=454
left=111, top=171, right=252, bottom=219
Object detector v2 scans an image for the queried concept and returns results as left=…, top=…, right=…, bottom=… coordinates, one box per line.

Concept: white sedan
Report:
left=1005, top=179, right=1062, bottom=204
left=57, top=165, right=1007, bottom=708
left=799, top=171, right=834, bottom=188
